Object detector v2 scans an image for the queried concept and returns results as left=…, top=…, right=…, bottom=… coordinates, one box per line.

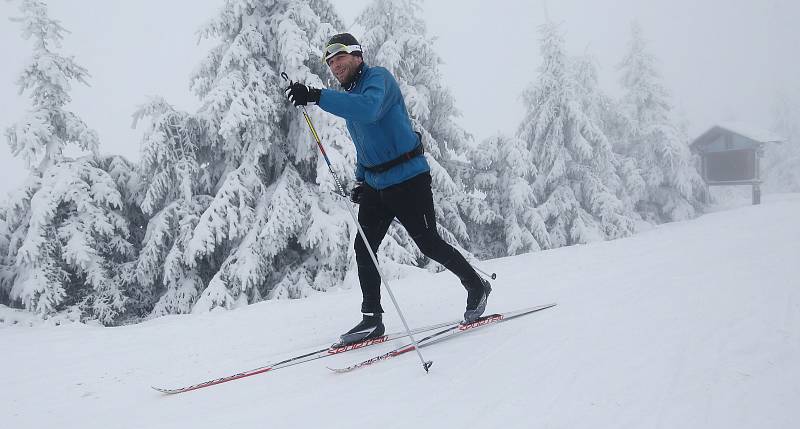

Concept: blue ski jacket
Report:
left=318, top=64, right=429, bottom=190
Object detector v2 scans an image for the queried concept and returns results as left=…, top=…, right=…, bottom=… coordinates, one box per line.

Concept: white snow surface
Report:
left=2, top=194, right=799, bottom=429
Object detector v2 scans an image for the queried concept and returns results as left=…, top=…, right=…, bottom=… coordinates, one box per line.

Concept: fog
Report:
left=1, top=0, right=797, bottom=196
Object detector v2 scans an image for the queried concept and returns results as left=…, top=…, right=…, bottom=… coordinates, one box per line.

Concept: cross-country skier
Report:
left=284, top=33, right=491, bottom=346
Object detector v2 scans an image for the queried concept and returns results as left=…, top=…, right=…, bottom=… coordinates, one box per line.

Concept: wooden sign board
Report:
left=704, top=149, right=756, bottom=183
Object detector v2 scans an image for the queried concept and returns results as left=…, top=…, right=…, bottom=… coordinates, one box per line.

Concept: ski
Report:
left=327, top=303, right=557, bottom=374
left=151, top=317, right=464, bottom=394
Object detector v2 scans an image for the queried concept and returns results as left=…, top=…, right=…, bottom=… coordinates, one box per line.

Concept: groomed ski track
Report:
left=2, top=195, right=799, bottom=429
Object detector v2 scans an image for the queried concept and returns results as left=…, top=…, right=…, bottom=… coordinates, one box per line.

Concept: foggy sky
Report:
left=1, top=0, right=798, bottom=197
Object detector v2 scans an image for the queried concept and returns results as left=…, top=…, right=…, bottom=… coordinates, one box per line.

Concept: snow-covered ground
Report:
left=2, top=194, right=799, bottom=429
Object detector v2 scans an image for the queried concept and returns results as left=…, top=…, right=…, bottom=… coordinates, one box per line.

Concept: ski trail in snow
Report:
left=1, top=195, right=799, bottom=429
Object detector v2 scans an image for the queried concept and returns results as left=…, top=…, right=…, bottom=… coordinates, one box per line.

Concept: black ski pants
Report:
left=354, top=172, right=481, bottom=314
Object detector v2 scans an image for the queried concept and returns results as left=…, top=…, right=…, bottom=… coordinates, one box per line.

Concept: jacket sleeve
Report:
left=318, top=72, right=395, bottom=123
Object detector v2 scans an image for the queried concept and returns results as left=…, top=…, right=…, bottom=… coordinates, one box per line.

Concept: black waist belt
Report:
left=362, top=134, right=424, bottom=174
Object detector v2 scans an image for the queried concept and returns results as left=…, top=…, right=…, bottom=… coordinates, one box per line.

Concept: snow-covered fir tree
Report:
left=462, top=133, right=550, bottom=258
left=617, top=23, right=705, bottom=223
left=0, top=178, right=37, bottom=309
left=356, top=0, right=480, bottom=267
left=572, top=54, right=645, bottom=216
left=182, top=0, right=361, bottom=312
left=96, top=154, right=148, bottom=318
left=1, top=0, right=137, bottom=324
left=518, top=22, right=635, bottom=248
left=764, top=91, right=800, bottom=192
left=130, top=98, right=215, bottom=317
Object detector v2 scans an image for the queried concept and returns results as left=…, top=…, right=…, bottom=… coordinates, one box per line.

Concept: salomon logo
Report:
left=459, top=314, right=503, bottom=331
left=328, top=336, right=389, bottom=354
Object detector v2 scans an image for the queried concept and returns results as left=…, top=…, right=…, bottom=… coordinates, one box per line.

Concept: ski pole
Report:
left=473, top=265, right=497, bottom=280
left=281, top=72, right=433, bottom=373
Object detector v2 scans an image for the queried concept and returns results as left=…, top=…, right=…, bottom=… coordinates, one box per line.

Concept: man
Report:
left=285, top=33, right=491, bottom=346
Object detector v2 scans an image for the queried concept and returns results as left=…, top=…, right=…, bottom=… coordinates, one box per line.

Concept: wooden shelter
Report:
left=690, top=123, right=783, bottom=204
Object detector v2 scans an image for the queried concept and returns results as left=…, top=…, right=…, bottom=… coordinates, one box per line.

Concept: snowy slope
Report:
left=2, top=194, right=799, bottom=429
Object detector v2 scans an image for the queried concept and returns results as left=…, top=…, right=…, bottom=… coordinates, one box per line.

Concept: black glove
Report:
left=350, top=181, right=367, bottom=204
left=285, top=82, right=321, bottom=107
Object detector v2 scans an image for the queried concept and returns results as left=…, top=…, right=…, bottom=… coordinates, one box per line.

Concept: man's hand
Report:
left=350, top=181, right=368, bottom=204
left=285, top=82, right=321, bottom=107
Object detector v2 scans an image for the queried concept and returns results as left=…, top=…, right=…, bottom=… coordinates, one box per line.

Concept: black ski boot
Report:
left=334, top=313, right=385, bottom=347
left=464, top=277, right=492, bottom=323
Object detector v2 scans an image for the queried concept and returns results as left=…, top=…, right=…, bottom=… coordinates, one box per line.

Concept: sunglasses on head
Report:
left=323, top=43, right=362, bottom=63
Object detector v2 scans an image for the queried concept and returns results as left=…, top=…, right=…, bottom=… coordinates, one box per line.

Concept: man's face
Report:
left=327, top=53, right=363, bottom=85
